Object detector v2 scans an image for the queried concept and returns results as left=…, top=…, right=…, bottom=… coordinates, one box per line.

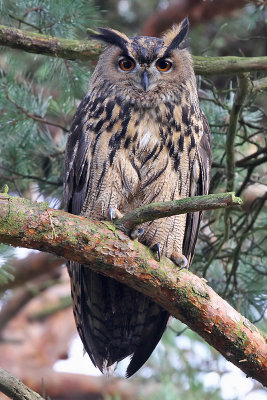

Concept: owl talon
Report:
left=130, top=227, right=144, bottom=240
left=108, top=207, right=124, bottom=221
left=170, top=252, right=188, bottom=271
left=152, top=243, right=161, bottom=261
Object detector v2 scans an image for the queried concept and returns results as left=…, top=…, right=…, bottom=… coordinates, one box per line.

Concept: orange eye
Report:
left=156, top=59, right=172, bottom=72
left=118, top=57, right=135, bottom=71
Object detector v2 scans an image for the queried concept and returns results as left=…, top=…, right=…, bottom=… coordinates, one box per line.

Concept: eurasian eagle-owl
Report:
left=64, top=17, right=211, bottom=377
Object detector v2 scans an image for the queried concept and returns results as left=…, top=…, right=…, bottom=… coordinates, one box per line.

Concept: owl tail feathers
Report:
left=102, top=360, right=118, bottom=377
left=126, top=310, right=169, bottom=378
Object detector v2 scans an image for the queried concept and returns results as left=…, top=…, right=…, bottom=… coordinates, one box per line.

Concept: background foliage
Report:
left=0, top=1, right=266, bottom=399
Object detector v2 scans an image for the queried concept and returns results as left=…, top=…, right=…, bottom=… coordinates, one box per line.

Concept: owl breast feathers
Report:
left=64, top=17, right=211, bottom=377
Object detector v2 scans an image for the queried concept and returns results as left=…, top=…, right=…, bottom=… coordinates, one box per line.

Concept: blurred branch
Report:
left=140, top=0, right=254, bottom=37
left=28, top=295, right=72, bottom=322
left=236, top=147, right=267, bottom=168
left=0, top=252, right=64, bottom=292
left=224, top=193, right=267, bottom=295
left=0, top=273, right=61, bottom=334
left=0, top=194, right=266, bottom=386
left=0, top=166, right=62, bottom=187
left=14, top=370, right=149, bottom=400
left=0, top=368, right=45, bottom=400
left=224, top=73, right=253, bottom=248
left=252, top=77, right=267, bottom=92
left=0, top=24, right=267, bottom=75
left=226, top=73, right=253, bottom=193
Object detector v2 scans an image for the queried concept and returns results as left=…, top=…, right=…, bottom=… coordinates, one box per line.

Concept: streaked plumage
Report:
left=64, top=17, right=211, bottom=377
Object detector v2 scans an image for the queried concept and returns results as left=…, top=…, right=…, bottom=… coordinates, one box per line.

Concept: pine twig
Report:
left=4, top=86, right=68, bottom=132
left=115, top=192, right=243, bottom=234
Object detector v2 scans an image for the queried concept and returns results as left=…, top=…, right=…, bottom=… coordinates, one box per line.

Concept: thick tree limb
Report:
left=0, top=193, right=266, bottom=385
left=0, top=368, right=45, bottom=400
left=0, top=24, right=267, bottom=75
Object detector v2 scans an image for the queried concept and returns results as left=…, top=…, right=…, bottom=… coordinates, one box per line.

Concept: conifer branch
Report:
left=0, top=193, right=266, bottom=386
left=0, top=24, right=267, bottom=75
left=4, top=86, right=68, bottom=132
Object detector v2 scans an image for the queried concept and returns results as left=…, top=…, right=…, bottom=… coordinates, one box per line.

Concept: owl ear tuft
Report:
left=90, top=28, right=130, bottom=53
left=162, top=17, right=189, bottom=53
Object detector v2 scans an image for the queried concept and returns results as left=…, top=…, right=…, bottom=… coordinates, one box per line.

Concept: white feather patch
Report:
left=139, top=130, right=152, bottom=149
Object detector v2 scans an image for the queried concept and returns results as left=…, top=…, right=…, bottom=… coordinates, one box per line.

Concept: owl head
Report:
left=90, top=18, right=194, bottom=99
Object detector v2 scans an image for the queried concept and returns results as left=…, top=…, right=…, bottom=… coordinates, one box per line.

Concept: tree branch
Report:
left=224, top=74, right=253, bottom=250
left=0, top=24, right=101, bottom=61
left=193, top=56, right=267, bottom=75
left=4, top=85, right=68, bottom=132
left=0, top=368, right=45, bottom=400
left=0, top=193, right=266, bottom=385
left=115, top=192, right=242, bottom=234
left=252, top=77, right=267, bottom=92
left=1, top=369, right=148, bottom=400
left=0, top=252, right=64, bottom=292
left=0, top=273, right=61, bottom=334
left=0, top=24, right=267, bottom=75
left=226, top=73, right=253, bottom=193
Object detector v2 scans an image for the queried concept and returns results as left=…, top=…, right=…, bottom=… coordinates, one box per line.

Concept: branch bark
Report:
left=115, top=192, right=242, bottom=234
left=0, top=193, right=266, bottom=386
left=0, top=24, right=267, bottom=75
left=0, top=368, right=45, bottom=400
left=0, top=369, right=150, bottom=400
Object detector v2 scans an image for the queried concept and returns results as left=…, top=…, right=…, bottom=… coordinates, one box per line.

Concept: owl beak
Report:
left=141, top=70, right=149, bottom=91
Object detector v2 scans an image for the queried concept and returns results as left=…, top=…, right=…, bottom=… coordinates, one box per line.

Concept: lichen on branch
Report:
left=0, top=193, right=266, bottom=386
left=0, top=24, right=267, bottom=75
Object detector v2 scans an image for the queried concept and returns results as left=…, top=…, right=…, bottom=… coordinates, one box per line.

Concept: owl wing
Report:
left=64, top=96, right=92, bottom=216
left=64, top=96, right=101, bottom=367
left=182, top=112, right=212, bottom=264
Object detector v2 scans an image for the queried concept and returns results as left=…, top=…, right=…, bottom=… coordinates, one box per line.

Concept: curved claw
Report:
left=151, top=242, right=161, bottom=261
left=177, top=257, right=188, bottom=271
left=130, top=227, right=145, bottom=240
left=170, top=252, right=188, bottom=271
